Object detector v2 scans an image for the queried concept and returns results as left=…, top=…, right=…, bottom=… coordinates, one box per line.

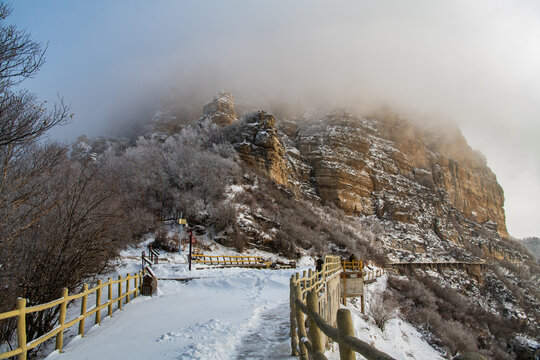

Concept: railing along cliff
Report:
left=290, top=256, right=394, bottom=360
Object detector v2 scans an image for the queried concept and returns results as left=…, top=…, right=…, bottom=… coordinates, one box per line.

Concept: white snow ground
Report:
left=42, top=245, right=443, bottom=360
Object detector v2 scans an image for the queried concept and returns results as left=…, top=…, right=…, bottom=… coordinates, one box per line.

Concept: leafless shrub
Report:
left=367, top=290, right=399, bottom=331
left=387, top=274, right=532, bottom=358
left=152, top=228, right=180, bottom=252
left=232, top=222, right=248, bottom=253
left=438, top=320, right=478, bottom=355
left=208, top=202, right=236, bottom=233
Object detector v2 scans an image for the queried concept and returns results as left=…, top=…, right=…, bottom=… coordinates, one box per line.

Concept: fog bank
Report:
left=12, top=0, right=540, bottom=237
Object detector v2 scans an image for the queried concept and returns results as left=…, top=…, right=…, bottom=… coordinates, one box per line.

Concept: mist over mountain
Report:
left=3, top=2, right=540, bottom=358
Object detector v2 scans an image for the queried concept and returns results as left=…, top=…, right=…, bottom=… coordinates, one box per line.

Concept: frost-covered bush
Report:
left=105, top=124, right=241, bottom=228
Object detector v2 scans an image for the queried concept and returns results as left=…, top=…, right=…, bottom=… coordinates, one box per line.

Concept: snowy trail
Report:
left=234, top=301, right=295, bottom=360
left=44, top=262, right=301, bottom=360
left=41, top=249, right=444, bottom=360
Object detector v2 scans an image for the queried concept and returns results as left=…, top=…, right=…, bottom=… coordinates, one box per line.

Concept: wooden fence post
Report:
left=307, top=291, right=323, bottom=354
left=79, top=284, right=88, bottom=336
left=108, top=278, right=113, bottom=317
left=95, top=280, right=102, bottom=325
left=141, top=251, right=145, bottom=271
left=337, top=308, right=355, bottom=360
left=342, top=274, right=347, bottom=305
left=294, top=285, right=308, bottom=360
left=16, top=298, right=27, bottom=360
left=56, top=288, right=68, bottom=352
left=290, top=276, right=299, bottom=356
left=134, top=273, right=139, bottom=299
left=125, top=274, right=130, bottom=304
left=117, top=275, right=122, bottom=310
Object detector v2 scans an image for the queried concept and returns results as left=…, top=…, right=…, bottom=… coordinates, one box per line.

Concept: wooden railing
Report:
left=341, top=260, right=363, bottom=271
left=364, top=269, right=384, bottom=282
left=293, top=290, right=395, bottom=360
left=342, top=260, right=385, bottom=282
left=292, top=256, right=342, bottom=302
left=148, top=246, right=160, bottom=264
left=0, top=272, right=143, bottom=360
left=290, top=256, right=394, bottom=360
left=290, top=255, right=342, bottom=355
left=141, top=251, right=155, bottom=269
left=191, top=254, right=272, bottom=268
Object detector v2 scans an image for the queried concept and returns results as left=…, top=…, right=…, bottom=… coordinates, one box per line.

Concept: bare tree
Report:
left=367, top=290, right=399, bottom=332
left=0, top=3, right=70, bottom=253
left=0, top=4, right=71, bottom=347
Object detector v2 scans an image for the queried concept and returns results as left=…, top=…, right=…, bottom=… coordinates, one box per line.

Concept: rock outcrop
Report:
left=234, top=111, right=289, bottom=185
left=227, top=107, right=511, bottom=260
left=195, top=91, right=511, bottom=260
left=292, top=113, right=508, bottom=236
left=200, top=91, right=238, bottom=126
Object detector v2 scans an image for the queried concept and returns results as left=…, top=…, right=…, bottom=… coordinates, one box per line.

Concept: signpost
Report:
left=188, top=228, right=193, bottom=271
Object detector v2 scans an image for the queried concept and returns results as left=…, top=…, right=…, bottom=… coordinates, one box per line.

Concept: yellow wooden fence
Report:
left=341, top=260, right=363, bottom=271
left=290, top=256, right=393, bottom=360
left=290, top=255, right=342, bottom=355
left=293, top=290, right=395, bottom=360
left=0, top=272, right=143, bottom=360
left=191, top=254, right=272, bottom=268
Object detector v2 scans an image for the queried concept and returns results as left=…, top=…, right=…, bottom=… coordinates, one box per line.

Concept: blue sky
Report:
left=7, top=0, right=540, bottom=238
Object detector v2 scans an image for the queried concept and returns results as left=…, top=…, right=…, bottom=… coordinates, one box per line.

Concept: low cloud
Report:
left=18, top=0, right=540, bottom=237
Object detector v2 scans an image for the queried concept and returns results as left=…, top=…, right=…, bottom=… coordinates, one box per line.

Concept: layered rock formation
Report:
left=233, top=112, right=289, bottom=185
left=293, top=113, right=508, bottom=238
left=204, top=93, right=511, bottom=260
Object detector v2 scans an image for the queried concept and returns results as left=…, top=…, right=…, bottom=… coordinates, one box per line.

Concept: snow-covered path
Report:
left=42, top=250, right=443, bottom=360
left=45, top=263, right=299, bottom=360
left=234, top=300, right=294, bottom=359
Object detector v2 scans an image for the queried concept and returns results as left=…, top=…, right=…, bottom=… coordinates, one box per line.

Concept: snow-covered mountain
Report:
left=75, top=92, right=539, bottom=358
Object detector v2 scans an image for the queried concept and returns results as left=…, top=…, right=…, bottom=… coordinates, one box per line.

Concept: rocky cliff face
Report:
left=292, top=113, right=508, bottom=238
left=205, top=94, right=512, bottom=261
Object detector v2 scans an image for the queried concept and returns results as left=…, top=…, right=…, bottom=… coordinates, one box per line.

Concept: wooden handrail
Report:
left=294, top=290, right=395, bottom=360
left=290, top=255, right=342, bottom=301
left=191, top=254, right=272, bottom=268
left=0, top=272, right=143, bottom=360
left=290, top=256, right=393, bottom=360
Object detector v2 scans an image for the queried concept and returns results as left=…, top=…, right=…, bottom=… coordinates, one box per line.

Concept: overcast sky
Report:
left=10, top=0, right=540, bottom=238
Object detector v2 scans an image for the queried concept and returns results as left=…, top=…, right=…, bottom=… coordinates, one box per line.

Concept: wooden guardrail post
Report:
left=16, top=297, right=27, bottom=360
left=108, top=277, right=113, bottom=317
left=294, top=285, right=308, bottom=360
left=117, top=275, right=122, bottom=310
left=307, top=291, right=323, bottom=354
left=125, top=274, right=130, bottom=304
left=79, top=283, right=88, bottom=336
left=337, top=309, right=355, bottom=360
left=141, top=251, right=145, bottom=271
left=290, top=276, right=299, bottom=356
left=56, top=288, right=68, bottom=352
left=134, top=273, right=139, bottom=299
left=96, top=279, right=102, bottom=325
